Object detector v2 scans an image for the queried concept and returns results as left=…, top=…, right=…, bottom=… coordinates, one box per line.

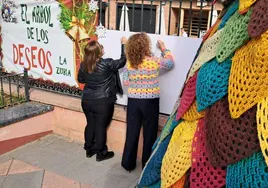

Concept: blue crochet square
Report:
left=139, top=134, right=172, bottom=187
left=227, top=152, right=268, bottom=188
left=218, top=0, right=239, bottom=30
left=196, top=58, right=232, bottom=112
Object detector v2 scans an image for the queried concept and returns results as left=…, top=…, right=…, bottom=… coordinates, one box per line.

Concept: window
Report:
left=116, top=3, right=157, bottom=33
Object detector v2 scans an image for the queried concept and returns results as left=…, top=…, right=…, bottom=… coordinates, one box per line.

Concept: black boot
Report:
left=96, top=151, right=115, bottom=162
left=86, top=150, right=96, bottom=158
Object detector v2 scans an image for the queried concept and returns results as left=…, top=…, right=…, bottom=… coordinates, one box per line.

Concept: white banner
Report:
left=1, top=0, right=82, bottom=87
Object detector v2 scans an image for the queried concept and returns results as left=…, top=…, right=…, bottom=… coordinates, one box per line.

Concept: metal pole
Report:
left=159, top=1, right=163, bottom=34
left=24, top=68, right=30, bottom=102
left=198, top=0, right=204, bottom=38
left=150, top=0, right=153, bottom=33
left=209, top=0, right=215, bottom=27
left=99, top=0, right=103, bottom=24
left=177, top=0, right=182, bottom=36
left=124, top=0, right=126, bottom=31
left=141, top=0, right=144, bottom=31
left=132, top=0, right=135, bottom=31
left=168, top=0, right=172, bottom=35
left=188, top=0, right=193, bottom=37
left=108, top=0, right=110, bottom=29
left=0, top=78, right=4, bottom=106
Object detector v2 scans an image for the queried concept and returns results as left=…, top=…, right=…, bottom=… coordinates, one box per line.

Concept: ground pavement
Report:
left=0, top=135, right=142, bottom=188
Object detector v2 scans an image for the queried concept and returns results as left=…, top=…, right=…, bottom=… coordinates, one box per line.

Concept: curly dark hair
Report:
left=125, top=32, right=151, bottom=69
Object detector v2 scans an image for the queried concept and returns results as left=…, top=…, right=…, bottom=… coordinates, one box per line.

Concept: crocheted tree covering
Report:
left=183, top=169, right=191, bottom=188
left=196, top=58, right=232, bottom=112
left=203, top=19, right=221, bottom=41
left=239, top=0, right=257, bottom=14
left=257, top=97, right=268, bottom=166
left=161, top=120, right=197, bottom=188
left=147, top=180, right=161, bottom=188
left=190, top=119, right=226, bottom=188
left=216, top=10, right=252, bottom=63
left=218, top=0, right=239, bottom=30
left=139, top=135, right=172, bottom=187
left=176, top=73, right=197, bottom=121
left=226, top=152, right=268, bottom=188
left=153, top=115, right=181, bottom=150
left=171, top=175, right=186, bottom=188
left=188, top=30, right=223, bottom=79
left=248, top=0, right=268, bottom=38
left=205, top=96, right=260, bottom=167
left=229, top=30, right=268, bottom=118
left=181, top=100, right=205, bottom=121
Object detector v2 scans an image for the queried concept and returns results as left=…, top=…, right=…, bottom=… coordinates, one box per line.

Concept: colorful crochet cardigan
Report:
left=123, top=50, right=174, bottom=99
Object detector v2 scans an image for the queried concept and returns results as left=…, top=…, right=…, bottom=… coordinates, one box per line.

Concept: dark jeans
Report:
left=122, top=98, right=159, bottom=170
left=82, top=101, right=114, bottom=154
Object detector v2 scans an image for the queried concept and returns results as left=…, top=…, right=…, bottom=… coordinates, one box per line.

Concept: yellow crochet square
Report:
left=239, top=0, right=257, bottom=13
left=182, top=101, right=205, bottom=121
left=257, top=97, right=268, bottom=166
left=188, top=29, right=223, bottom=79
left=229, top=30, right=268, bottom=118
left=161, top=120, right=197, bottom=188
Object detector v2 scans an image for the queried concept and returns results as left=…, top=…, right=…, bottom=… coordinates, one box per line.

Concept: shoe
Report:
left=96, top=151, right=114, bottom=162
left=121, top=163, right=136, bottom=172
left=86, top=150, right=96, bottom=158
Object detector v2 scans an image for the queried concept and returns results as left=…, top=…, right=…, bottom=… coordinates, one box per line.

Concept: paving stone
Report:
left=0, top=160, right=12, bottom=176
left=64, top=161, right=111, bottom=184
left=8, top=160, right=41, bottom=175
left=1, top=170, right=44, bottom=188
left=0, top=176, right=5, bottom=187
left=44, top=136, right=85, bottom=159
left=91, top=172, right=138, bottom=188
left=12, top=146, right=85, bottom=176
left=109, top=162, right=142, bottom=178
left=128, top=178, right=139, bottom=188
left=86, top=153, right=121, bottom=169
left=42, top=170, right=80, bottom=188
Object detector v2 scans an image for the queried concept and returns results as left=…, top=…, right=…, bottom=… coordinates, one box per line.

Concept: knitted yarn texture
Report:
left=147, top=180, right=161, bottom=188
left=188, top=29, right=223, bottom=79
left=205, top=96, right=259, bottom=167
left=161, top=120, right=197, bottom=188
left=153, top=115, right=181, bottom=150
left=190, top=119, right=226, bottom=188
left=171, top=175, right=186, bottom=188
left=216, top=10, right=252, bottom=62
left=139, top=134, right=172, bottom=187
left=248, top=0, right=268, bottom=38
left=182, top=100, right=205, bottom=121
left=239, top=0, right=257, bottom=13
left=203, top=19, right=221, bottom=41
left=226, top=152, right=268, bottom=188
left=196, top=58, right=231, bottom=112
left=183, top=169, right=191, bottom=188
left=229, top=30, right=268, bottom=118
left=176, top=73, right=197, bottom=121
left=218, top=0, right=239, bottom=30
left=257, top=97, right=268, bottom=166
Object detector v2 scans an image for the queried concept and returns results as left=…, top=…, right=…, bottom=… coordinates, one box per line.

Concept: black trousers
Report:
left=82, top=101, right=114, bottom=153
left=122, top=98, right=159, bottom=170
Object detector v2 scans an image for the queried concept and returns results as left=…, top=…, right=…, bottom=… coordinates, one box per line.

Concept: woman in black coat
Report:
left=78, top=37, right=127, bottom=161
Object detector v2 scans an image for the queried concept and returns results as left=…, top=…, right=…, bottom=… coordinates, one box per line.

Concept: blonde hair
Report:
left=83, top=40, right=103, bottom=72
left=125, top=32, right=151, bottom=69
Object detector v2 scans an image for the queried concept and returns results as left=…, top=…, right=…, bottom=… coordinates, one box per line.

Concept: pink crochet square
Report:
left=176, top=72, right=197, bottom=121
left=190, top=119, right=226, bottom=188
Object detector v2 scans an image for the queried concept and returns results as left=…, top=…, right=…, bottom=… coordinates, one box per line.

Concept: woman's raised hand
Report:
left=157, top=40, right=166, bottom=52
left=121, top=37, right=128, bottom=45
